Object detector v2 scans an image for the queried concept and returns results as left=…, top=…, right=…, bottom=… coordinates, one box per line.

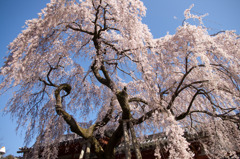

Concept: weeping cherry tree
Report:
left=0, top=0, right=240, bottom=158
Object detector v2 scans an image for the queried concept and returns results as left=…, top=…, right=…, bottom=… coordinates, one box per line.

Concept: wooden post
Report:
left=79, top=143, right=86, bottom=159
left=85, top=141, right=91, bottom=159
left=129, top=121, right=142, bottom=159
left=123, top=121, right=131, bottom=159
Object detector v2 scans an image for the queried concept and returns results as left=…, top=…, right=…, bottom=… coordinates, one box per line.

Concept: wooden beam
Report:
left=129, top=121, right=142, bottom=159
left=123, top=121, right=131, bottom=159
left=85, top=142, right=91, bottom=159
left=79, top=143, right=86, bottom=159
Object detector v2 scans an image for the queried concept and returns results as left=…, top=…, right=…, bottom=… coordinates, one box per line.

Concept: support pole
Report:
left=79, top=143, right=86, bottom=159
left=85, top=141, right=91, bottom=159
left=123, top=121, right=131, bottom=159
left=129, top=121, right=142, bottom=159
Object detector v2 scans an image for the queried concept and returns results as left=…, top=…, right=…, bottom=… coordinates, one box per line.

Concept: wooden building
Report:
left=18, top=131, right=209, bottom=159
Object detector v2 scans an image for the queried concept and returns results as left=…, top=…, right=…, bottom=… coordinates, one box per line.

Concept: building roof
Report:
left=0, top=146, right=6, bottom=154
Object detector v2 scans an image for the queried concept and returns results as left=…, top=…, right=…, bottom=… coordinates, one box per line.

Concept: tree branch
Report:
left=94, top=96, right=115, bottom=130
left=128, top=97, right=148, bottom=105
left=210, top=30, right=225, bottom=36
left=54, top=84, right=87, bottom=137
left=188, top=110, right=239, bottom=123
left=54, top=83, right=105, bottom=157
left=66, top=22, right=94, bottom=35
left=167, top=65, right=206, bottom=110
left=39, top=56, right=64, bottom=87
left=91, top=60, right=117, bottom=92
left=133, top=107, right=167, bottom=125
left=175, top=89, right=202, bottom=120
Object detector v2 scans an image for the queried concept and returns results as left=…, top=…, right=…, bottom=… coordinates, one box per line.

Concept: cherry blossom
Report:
left=0, top=1, right=239, bottom=158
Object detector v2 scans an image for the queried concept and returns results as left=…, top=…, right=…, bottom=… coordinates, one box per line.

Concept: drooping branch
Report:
left=167, top=64, right=206, bottom=111
left=200, top=89, right=230, bottom=111
left=167, top=66, right=195, bottom=110
left=188, top=110, right=239, bottom=123
left=212, top=64, right=240, bottom=93
left=26, top=85, right=47, bottom=115
left=94, top=96, right=115, bottom=130
left=175, top=89, right=202, bottom=121
left=38, top=57, right=63, bottom=87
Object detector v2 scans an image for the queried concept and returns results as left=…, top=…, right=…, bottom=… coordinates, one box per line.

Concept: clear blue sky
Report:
left=0, top=0, right=239, bottom=156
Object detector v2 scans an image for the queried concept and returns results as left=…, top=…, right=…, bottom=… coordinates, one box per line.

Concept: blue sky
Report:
left=0, top=0, right=239, bottom=156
